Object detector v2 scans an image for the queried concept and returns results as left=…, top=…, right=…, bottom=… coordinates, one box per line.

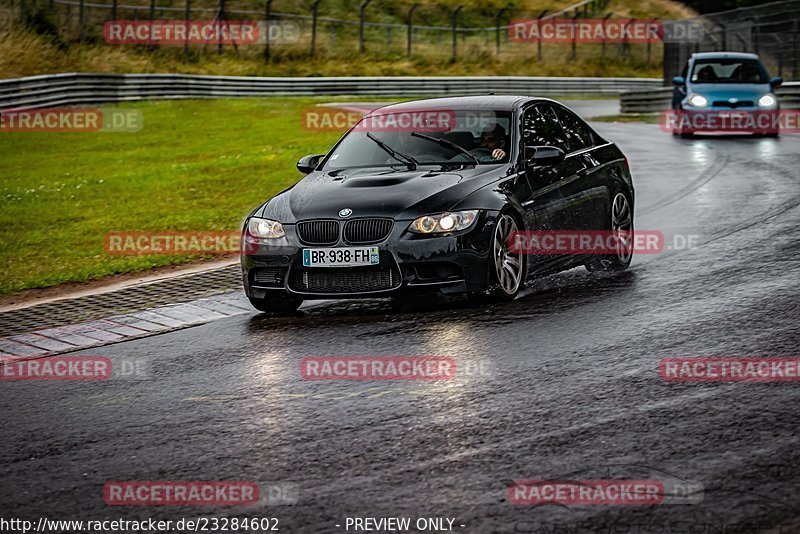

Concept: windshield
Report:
left=322, top=110, right=513, bottom=170
left=690, top=58, right=767, bottom=84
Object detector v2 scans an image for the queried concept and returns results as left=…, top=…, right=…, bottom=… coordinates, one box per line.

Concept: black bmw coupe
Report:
left=241, top=96, right=634, bottom=312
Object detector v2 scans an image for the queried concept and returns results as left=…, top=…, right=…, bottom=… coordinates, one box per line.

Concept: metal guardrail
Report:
left=0, top=73, right=662, bottom=111
left=620, top=82, right=800, bottom=113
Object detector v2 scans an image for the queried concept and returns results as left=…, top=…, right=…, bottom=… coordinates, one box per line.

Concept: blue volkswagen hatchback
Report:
left=671, top=52, right=783, bottom=136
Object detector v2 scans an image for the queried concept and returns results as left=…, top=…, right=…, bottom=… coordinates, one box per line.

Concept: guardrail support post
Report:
left=406, top=3, right=418, bottom=59
left=311, top=0, right=322, bottom=56
left=451, top=5, right=463, bottom=61
left=359, top=0, right=372, bottom=54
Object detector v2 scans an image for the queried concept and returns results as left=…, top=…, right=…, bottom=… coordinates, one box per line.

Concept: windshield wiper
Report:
left=411, top=132, right=480, bottom=166
left=366, top=133, right=418, bottom=170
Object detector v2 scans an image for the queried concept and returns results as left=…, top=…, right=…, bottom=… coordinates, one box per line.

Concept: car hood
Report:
left=687, top=82, right=771, bottom=103
left=258, top=165, right=504, bottom=223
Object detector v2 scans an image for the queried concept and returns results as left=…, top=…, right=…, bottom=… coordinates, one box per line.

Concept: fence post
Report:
left=752, top=21, right=759, bottom=55
left=571, top=11, right=579, bottom=60
left=359, top=0, right=372, bottom=54
left=217, top=0, right=225, bottom=55
left=536, top=10, right=547, bottom=61
left=310, top=0, right=321, bottom=56
left=110, top=0, right=117, bottom=20
left=451, top=5, right=463, bottom=61
left=495, top=7, right=507, bottom=57
left=183, top=0, right=190, bottom=55
left=601, top=12, right=611, bottom=56
left=406, top=3, right=418, bottom=59
left=148, top=0, right=156, bottom=49
left=79, top=0, right=85, bottom=40
left=793, top=19, right=797, bottom=80
left=264, top=0, right=272, bottom=61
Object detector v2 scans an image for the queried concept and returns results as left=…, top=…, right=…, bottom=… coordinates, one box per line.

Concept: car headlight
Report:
left=247, top=217, right=285, bottom=238
left=758, top=94, right=777, bottom=108
left=409, top=210, right=479, bottom=234
left=687, top=93, right=708, bottom=107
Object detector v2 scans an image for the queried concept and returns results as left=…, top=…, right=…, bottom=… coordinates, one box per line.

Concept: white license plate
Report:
left=302, top=246, right=379, bottom=268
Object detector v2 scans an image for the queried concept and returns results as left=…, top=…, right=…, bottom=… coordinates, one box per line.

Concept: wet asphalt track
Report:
left=2, top=121, right=800, bottom=533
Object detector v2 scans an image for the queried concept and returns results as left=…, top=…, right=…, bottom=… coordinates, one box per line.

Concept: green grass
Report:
left=0, top=97, right=348, bottom=294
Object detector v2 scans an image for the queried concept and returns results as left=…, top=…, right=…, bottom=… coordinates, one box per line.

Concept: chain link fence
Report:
left=2, top=0, right=677, bottom=66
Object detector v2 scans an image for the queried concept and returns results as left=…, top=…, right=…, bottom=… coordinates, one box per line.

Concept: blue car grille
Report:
left=712, top=100, right=754, bottom=108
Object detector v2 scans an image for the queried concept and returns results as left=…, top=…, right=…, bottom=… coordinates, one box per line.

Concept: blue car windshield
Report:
left=690, top=59, right=767, bottom=84
left=322, top=110, right=513, bottom=170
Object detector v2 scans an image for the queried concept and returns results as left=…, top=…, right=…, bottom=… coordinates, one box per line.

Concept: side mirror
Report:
left=526, top=146, right=566, bottom=167
left=672, top=76, right=686, bottom=86
left=770, top=76, right=783, bottom=88
left=297, top=154, right=325, bottom=174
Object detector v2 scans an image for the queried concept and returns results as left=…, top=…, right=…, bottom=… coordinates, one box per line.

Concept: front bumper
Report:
left=241, top=212, right=498, bottom=300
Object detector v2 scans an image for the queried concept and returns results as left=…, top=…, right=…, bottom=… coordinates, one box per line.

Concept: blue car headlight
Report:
left=687, top=93, right=708, bottom=108
left=758, top=94, right=777, bottom=109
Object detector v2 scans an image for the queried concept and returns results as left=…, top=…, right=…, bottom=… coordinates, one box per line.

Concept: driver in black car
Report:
left=477, top=123, right=508, bottom=161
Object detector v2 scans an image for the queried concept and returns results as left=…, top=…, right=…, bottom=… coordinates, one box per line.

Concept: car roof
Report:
left=369, top=95, right=538, bottom=113
left=692, top=51, right=760, bottom=61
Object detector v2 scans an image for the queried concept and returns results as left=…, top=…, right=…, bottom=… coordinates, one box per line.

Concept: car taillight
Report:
left=624, top=156, right=631, bottom=173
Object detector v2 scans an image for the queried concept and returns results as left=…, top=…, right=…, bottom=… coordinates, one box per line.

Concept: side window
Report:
left=552, top=105, right=594, bottom=152
left=522, top=104, right=568, bottom=153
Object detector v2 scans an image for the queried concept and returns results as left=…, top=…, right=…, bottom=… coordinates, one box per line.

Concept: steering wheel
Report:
left=470, top=147, right=495, bottom=163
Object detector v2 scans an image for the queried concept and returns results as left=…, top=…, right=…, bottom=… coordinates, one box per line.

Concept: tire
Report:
left=585, top=191, right=634, bottom=273
left=468, top=211, right=526, bottom=303
left=248, top=295, right=303, bottom=314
